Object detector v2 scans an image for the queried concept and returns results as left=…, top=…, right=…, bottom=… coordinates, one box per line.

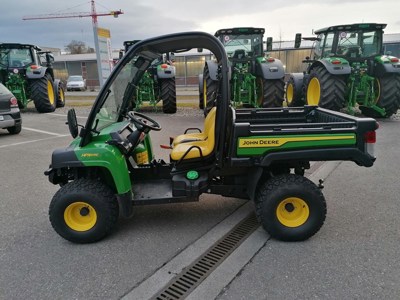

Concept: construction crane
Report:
left=23, top=0, right=124, bottom=86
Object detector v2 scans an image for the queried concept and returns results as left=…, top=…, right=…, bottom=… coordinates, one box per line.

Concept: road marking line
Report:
left=22, top=127, right=67, bottom=136
left=0, top=135, right=69, bottom=149
left=48, top=112, right=88, bottom=119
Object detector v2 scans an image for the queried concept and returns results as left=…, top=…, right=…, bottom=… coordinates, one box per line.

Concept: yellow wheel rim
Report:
left=307, top=77, right=320, bottom=106
left=47, top=80, right=55, bottom=105
left=373, top=78, right=381, bottom=104
left=64, top=202, right=97, bottom=232
left=59, top=88, right=65, bottom=103
left=203, top=78, right=207, bottom=108
left=286, top=83, right=294, bottom=105
left=276, top=197, right=310, bottom=228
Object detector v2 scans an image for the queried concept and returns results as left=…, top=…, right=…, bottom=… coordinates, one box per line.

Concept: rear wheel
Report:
left=49, top=178, right=119, bottom=243
left=255, top=174, right=326, bottom=241
left=362, top=74, right=400, bottom=118
left=259, top=78, right=284, bottom=107
left=30, top=73, right=56, bottom=113
left=161, top=78, right=177, bottom=114
left=306, top=66, right=345, bottom=111
left=55, top=81, right=66, bottom=108
left=203, top=64, right=218, bottom=116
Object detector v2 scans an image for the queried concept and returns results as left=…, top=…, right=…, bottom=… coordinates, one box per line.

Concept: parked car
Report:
left=0, top=83, right=22, bottom=135
left=66, top=75, right=87, bottom=91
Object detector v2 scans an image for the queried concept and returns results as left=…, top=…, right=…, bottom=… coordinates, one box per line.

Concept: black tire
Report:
left=203, top=64, right=218, bottom=116
left=361, top=74, right=400, bottom=118
left=55, top=81, right=66, bottom=108
left=255, top=174, right=326, bottom=242
left=259, top=78, right=285, bottom=107
left=7, top=123, right=21, bottom=135
left=199, top=90, right=204, bottom=109
left=161, top=78, right=177, bottom=114
left=306, top=66, right=345, bottom=111
left=30, top=73, right=56, bottom=113
left=286, top=77, right=305, bottom=107
left=49, top=179, right=119, bottom=243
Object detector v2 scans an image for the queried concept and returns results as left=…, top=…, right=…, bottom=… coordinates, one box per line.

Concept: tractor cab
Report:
left=313, top=23, right=386, bottom=61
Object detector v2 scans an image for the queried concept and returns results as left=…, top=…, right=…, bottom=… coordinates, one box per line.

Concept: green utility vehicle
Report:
left=286, top=23, right=400, bottom=117
left=199, top=27, right=285, bottom=114
left=45, top=32, right=378, bottom=244
left=0, top=43, right=65, bottom=113
left=121, top=40, right=177, bottom=113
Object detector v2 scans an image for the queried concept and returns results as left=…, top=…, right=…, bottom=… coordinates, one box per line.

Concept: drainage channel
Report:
left=150, top=212, right=259, bottom=300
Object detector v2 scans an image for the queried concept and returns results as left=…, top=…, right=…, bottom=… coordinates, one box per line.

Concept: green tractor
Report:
left=199, top=27, right=285, bottom=114
left=122, top=40, right=177, bottom=113
left=0, top=43, right=65, bottom=113
left=286, top=23, right=400, bottom=117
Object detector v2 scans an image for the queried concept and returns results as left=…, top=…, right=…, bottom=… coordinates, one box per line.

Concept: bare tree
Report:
left=65, top=40, right=92, bottom=54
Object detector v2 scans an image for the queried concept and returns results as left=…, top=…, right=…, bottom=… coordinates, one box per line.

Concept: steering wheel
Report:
left=127, top=111, right=161, bottom=131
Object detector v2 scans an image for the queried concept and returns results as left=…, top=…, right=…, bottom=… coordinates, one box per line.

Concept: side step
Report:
left=132, top=179, right=198, bottom=206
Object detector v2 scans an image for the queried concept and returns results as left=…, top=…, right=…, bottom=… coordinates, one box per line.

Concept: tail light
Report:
left=364, top=130, right=376, bottom=157
left=266, top=58, right=275, bottom=62
left=391, top=57, right=399, bottom=63
left=161, top=64, right=168, bottom=69
left=10, top=97, right=18, bottom=108
left=331, top=60, right=341, bottom=65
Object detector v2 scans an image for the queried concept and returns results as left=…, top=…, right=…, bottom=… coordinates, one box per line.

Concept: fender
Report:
left=374, top=55, right=400, bottom=76
left=49, top=144, right=132, bottom=195
left=25, top=65, right=50, bottom=79
left=256, top=57, right=285, bottom=79
left=311, top=58, right=352, bottom=75
left=157, top=64, right=176, bottom=79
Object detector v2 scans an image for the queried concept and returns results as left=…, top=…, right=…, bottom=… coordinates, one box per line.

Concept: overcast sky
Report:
left=1, top=0, right=399, bottom=51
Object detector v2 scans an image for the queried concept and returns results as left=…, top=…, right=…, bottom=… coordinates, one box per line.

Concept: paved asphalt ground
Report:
left=0, top=94, right=399, bottom=299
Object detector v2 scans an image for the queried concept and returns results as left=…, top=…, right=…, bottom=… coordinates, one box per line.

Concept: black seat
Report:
left=233, top=49, right=246, bottom=59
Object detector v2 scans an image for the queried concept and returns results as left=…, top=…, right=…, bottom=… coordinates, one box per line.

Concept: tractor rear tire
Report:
left=30, top=73, right=56, bottom=113
left=49, top=178, right=119, bottom=243
left=55, top=81, right=66, bottom=108
left=261, top=78, right=285, bottom=107
left=161, top=78, right=177, bottom=114
left=203, top=65, right=218, bottom=116
left=255, top=174, right=326, bottom=241
left=362, top=74, right=400, bottom=118
left=306, top=66, right=345, bottom=111
left=286, top=77, right=305, bottom=107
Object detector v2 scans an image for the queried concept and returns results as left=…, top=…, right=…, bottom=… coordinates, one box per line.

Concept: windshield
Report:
left=0, top=48, right=33, bottom=67
left=334, top=30, right=381, bottom=58
left=219, top=34, right=263, bottom=57
left=91, top=50, right=158, bottom=131
left=68, top=76, right=83, bottom=82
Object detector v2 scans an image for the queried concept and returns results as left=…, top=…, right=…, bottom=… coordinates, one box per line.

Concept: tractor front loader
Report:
left=286, top=23, right=400, bottom=117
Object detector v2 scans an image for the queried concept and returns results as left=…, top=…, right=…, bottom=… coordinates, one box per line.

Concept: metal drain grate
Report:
left=151, top=212, right=259, bottom=300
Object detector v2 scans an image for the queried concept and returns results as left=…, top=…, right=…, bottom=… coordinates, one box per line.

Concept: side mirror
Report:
left=295, top=33, right=302, bottom=49
left=67, top=109, right=79, bottom=138
left=266, top=37, right=273, bottom=52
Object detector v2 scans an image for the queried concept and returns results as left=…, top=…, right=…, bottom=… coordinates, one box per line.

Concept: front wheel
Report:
left=255, top=174, right=326, bottom=241
left=49, top=179, right=119, bottom=243
left=55, top=80, right=66, bottom=108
